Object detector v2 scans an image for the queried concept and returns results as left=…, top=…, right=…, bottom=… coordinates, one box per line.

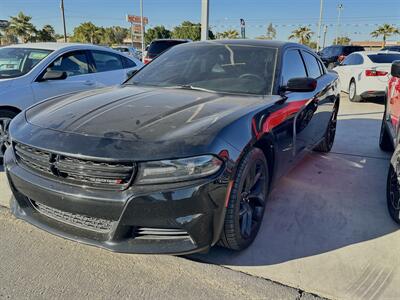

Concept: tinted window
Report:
left=342, top=53, right=364, bottom=65
left=130, top=43, right=278, bottom=95
left=367, top=54, right=400, bottom=63
left=48, top=51, right=89, bottom=77
left=148, top=40, right=187, bottom=56
left=302, top=51, right=322, bottom=78
left=326, top=46, right=343, bottom=56
left=281, top=50, right=307, bottom=85
left=121, top=56, right=137, bottom=68
left=92, top=51, right=123, bottom=72
left=381, top=46, right=400, bottom=52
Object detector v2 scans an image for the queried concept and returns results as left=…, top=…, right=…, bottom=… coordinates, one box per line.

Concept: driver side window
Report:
left=281, top=49, right=307, bottom=86
left=47, top=51, right=89, bottom=77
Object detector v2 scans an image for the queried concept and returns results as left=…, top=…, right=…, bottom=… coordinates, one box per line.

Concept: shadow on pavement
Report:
left=191, top=118, right=398, bottom=266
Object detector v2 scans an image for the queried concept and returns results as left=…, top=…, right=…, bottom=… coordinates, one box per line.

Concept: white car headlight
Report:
left=136, top=155, right=223, bottom=184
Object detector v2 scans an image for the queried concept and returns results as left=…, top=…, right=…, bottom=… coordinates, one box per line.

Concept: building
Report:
left=351, top=41, right=400, bottom=50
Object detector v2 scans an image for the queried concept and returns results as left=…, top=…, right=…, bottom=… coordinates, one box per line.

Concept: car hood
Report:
left=26, top=85, right=274, bottom=143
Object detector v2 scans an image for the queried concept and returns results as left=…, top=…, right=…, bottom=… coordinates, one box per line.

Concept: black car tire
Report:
left=314, top=104, right=338, bottom=153
left=379, top=118, right=393, bottom=152
left=349, top=80, right=361, bottom=102
left=219, top=148, right=269, bottom=251
left=0, top=109, right=18, bottom=163
left=387, top=165, right=400, bottom=225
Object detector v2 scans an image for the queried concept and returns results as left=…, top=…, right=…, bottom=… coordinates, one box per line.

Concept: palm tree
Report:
left=371, top=24, right=399, bottom=47
left=288, top=26, right=314, bottom=45
left=6, top=12, right=36, bottom=43
left=72, top=22, right=103, bottom=44
left=37, top=25, right=56, bottom=42
left=217, top=29, right=240, bottom=39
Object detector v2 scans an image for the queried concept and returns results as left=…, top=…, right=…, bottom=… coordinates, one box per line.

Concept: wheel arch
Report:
left=0, top=106, right=22, bottom=115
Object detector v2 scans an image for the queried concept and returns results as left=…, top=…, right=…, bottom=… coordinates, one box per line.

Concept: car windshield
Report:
left=128, top=43, right=278, bottom=95
left=368, top=53, right=400, bottom=63
left=0, top=47, right=52, bottom=79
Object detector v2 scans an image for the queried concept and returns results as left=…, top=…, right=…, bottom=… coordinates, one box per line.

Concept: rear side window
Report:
left=92, top=51, right=123, bottom=72
left=367, top=54, right=400, bottom=63
left=148, top=41, right=187, bottom=56
left=301, top=51, right=322, bottom=79
left=281, top=49, right=307, bottom=85
left=48, top=51, right=89, bottom=77
left=343, top=53, right=364, bottom=65
left=121, top=56, right=137, bottom=69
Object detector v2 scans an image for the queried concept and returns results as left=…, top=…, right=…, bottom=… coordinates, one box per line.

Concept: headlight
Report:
left=136, top=155, right=223, bottom=184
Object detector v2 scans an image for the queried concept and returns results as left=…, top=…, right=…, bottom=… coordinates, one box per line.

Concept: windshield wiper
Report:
left=166, top=85, right=218, bottom=93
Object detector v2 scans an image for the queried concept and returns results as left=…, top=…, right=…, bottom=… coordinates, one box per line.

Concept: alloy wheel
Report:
left=0, top=117, right=11, bottom=159
left=326, top=107, right=338, bottom=148
left=349, top=82, right=356, bottom=99
left=389, top=167, right=400, bottom=211
left=239, top=160, right=267, bottom=239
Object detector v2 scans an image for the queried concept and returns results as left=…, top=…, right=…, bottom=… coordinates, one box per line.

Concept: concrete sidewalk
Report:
left=194, top=98, right=400, bottom=300
left=0, top=166, right=12, bottom=208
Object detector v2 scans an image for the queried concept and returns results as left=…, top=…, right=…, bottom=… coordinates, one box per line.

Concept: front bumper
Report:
left=5, top=147, right=229, bottom=255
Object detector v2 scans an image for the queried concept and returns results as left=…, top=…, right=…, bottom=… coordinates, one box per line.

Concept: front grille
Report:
left=32, top=201, right=114, bottom=232
left=133, top=227, right=191, bottom=240
left=14, top=143, right=136, bottom=190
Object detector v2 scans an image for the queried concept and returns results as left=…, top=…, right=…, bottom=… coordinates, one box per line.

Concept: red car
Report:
left=380, top=60, right=400, bottom=224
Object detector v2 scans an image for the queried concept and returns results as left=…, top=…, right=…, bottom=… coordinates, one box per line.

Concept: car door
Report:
left=90, top=50, right=127, bottom=87
left=388, top=75, right=400, bottom=138
left=300, top=50, right=336, bottom=145
left=31, top=50, right=97, bottom=102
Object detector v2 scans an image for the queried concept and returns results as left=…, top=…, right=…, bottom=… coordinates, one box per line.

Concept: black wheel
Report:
left=0, top=109, right=17, bottom=163
left=314, top=104, right=338, bottom=153
left=219, top=148, right=269, bottom=251
left=379, top=118, right=393, bottom=152
left=349, top=80, right=361, bottom=102
left=387, top=165, right=400, bottom=225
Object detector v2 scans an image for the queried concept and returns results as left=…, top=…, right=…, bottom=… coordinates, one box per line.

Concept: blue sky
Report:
left=0, top=0, right=399, bottom=44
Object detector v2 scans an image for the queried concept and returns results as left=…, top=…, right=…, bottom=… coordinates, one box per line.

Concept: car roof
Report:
left=351, top=50, right=400, bottom=56
left=151, top=39, right=191, bottom=42
left=3, top=42, right=114, bottom=51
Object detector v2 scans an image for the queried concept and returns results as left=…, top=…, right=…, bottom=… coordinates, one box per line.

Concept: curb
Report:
left=0, top=171, right=11, bottom=208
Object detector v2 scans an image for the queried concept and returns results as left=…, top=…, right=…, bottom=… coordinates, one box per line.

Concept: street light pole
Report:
left=322, top=25, right=328, bottom=49
left=60, top=0, right=67, bottom=42
left=201, top=0, right=209, bottom=40
left=140, top=0, right=145, bottom=58
left=316, top=0, right=324, bottom=52
left=335, top=4, right=343, bottom=45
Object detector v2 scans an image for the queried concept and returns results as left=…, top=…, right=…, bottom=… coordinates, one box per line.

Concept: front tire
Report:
left=349, top=80, right=361, bottom=102
left=379, top=118, right=393, bottom=152
left=0, top=109, right=18, bottom=163
left=219, top=148, right=269, bottom=251
left=387, top=165, right=400, bottom=225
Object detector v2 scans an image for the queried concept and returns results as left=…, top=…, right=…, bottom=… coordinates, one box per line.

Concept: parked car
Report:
left=112, top=45, right=141, bottom=60
left=381, top=46, right=400, bottom=52
left=0, top=43, right=143, bottom=160
left=5, top=40, right=340, bottom=254
left=380, top=60, right=400, bottom=224
left=318, top=45, right=365, bottom=69
left=333, top=51, right=400, bottom=102
left=143, top=39, right=191, bottom=64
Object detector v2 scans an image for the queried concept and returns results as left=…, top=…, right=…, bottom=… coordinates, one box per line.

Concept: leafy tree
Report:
left=265, top=23, right=276, bottom=40
left=216, top=29, right=240, bottom=39
left=6, top=12, right=36, bottom=43
left=307, top=41, right=317, bottom=49
left=37, top=24, right=56, bottom=42
left=288, top=26, right=314, bottom=45
left=145, top=26, right=171, bottom=45
left=71, top=22, right=103, bottom=44
left=333, top=36, right=351, bottom=45
left=172, top=21, right=214, bottom=41
left=371, top=24, right=400, bottom=47
left=112, top=26, right=129, bottom=44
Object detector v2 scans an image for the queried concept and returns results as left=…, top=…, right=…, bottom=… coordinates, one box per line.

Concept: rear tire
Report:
left=349, top=80, right=361, bottom=102
left=314, top=104, right=338, bottom=153
left=379, top=118, right=393, bottom=152
left=219, top=148, right=269, bottom=251
left=0, top=109, right=18, bottom=164
left=387, top=165, right=400, bottom=225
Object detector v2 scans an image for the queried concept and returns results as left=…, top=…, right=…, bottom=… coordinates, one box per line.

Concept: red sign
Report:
left=126, top=15, right=148, bottom=25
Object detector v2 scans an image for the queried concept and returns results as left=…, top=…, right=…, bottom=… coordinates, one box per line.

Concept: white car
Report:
left=333, top=51, right=400, bottom=102
left=0, top=43, right=143, bottom=159
left=112, top=45, right=141, bottom=60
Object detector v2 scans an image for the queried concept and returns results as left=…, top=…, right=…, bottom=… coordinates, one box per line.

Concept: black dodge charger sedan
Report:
left=5, top=40, right=340, bottom=254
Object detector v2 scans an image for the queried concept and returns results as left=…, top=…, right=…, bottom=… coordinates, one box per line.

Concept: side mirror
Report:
left=40, top=69, right=67, bottom=81
left=282, top=77, right=317, bottom=93
left=391, top=60, right=400, bottom=78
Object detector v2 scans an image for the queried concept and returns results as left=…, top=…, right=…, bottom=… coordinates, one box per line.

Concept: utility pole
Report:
left=140, top=0, right=145, bottom=57
left=316, top=0, right=324, bottom=52
left=322, top=25, right=328, bottom=49
left=201, top=0, right=209, bottom=40
left=335, top=4, right=343, bottom=45
left=60, top=0, right=67, bottom=42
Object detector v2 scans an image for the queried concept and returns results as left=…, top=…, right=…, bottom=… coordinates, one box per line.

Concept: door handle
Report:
left=84, top=80, right=95, bottom=86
